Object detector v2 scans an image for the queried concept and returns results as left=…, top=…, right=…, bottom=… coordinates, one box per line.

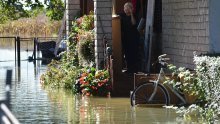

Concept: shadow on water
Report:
left=0, top=39, right=190, bottom=123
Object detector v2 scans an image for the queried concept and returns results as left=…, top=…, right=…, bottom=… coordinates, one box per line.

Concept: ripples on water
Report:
left=0, top=42, right=183, bottom=124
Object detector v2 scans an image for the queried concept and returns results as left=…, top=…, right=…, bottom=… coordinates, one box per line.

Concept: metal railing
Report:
left=0, top=70, right=20, bottom=124
left=0, top=36, right=58, bottom=66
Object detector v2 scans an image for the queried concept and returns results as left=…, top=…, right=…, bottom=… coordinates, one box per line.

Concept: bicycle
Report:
left=130, top=54, right=187, bottom=107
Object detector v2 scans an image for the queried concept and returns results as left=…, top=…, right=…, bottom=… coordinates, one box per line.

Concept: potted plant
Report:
left=74, top=66, right=112, bottom=97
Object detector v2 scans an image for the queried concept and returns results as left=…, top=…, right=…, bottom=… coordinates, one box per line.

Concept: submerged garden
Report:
left=40, top=12, right=112, bottom=97
left=39, top=10, right=220, bottom=123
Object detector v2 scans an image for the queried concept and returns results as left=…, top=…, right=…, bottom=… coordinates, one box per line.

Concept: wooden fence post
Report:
left=5, top=70, right=12, bottom=109
left=14, top=37, right=17, bottom=66
left=16, top=37, right=21, bottom=67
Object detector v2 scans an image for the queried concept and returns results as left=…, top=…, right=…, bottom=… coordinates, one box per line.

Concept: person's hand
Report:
left=128, top=7, right=133, bottom=15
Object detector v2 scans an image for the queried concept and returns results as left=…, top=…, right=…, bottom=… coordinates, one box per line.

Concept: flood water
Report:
left=0, top=39, right=184, bottom=124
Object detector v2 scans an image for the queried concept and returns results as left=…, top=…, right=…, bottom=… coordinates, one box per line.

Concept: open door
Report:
left=80, top=0, right=94, bottom=15
left=142, top=0, right=162, bottom=73
left=143, top=0, right=155, bottom=73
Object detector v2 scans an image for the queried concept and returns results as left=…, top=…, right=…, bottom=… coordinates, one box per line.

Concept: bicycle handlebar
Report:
left=158, top=54, right=170, bottom=62
left=158, top=54, right=170, bottom=66
left=158, top=54, right=167, bottom=58
left=162, top=58, right=170, bottom=61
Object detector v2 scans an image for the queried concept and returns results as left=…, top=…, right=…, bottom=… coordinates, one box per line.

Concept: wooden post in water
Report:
left=36, top=38, right=39, bottom=52
left=14, top=37, right=17, bottom=66
left=5, top=70, right=12, bottom=109
left=16, top=37, right=21, bottom=67
left=33, top=38, right=37, bottom=64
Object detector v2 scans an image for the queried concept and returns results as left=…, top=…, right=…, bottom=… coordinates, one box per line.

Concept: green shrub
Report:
left=77, top=31, right=94, bottom=67
left=165, top=55, right=220, bottom=123
left=40, top=59, right=80, bottom=89
left=41, top=11, right=112, bottom=97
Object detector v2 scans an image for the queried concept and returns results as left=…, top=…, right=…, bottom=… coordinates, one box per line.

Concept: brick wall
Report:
left=162, top=0, right=209, bottom=69
left=66, top=0, right=80, bottom=36
left=94, top=0, right=112, bottom=69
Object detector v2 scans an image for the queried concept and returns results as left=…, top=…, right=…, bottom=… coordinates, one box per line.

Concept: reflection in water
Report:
left=0, top=38, right=16, bottom=49
left=0, top=38, right=34, bottom=50
left=0, top=40, right=184, bottom=123
left=46, top=89, right=180, bottom=124
left=15, top=67, right=21, bottom=82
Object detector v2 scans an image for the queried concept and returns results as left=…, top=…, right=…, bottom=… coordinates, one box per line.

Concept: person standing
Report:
left=120, top=2, right=140, bottom=73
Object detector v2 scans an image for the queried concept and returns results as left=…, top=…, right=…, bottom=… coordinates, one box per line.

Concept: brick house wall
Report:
left=66, top=0, right=112, bottom=69
left=94, top=0, right=112, bottom=69
left=162, top=0, right=209, bottom=69
left=66, top=0, right=80, bottom=36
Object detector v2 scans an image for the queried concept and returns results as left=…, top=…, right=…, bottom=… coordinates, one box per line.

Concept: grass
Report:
left=0, top=14, right=61, bottom=38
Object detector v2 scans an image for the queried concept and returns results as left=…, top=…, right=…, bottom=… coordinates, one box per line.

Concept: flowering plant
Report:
left=71, top=11, right=95, bottom=67
left=74, top=66, right=112, bottom=96
left=164, top=54, right=220, bottom=123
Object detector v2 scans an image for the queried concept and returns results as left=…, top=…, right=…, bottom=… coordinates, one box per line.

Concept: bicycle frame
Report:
left=148, top=66, right=165, bottom=102
left=131, top=54, right=188, bottom=106
left=148, top=65, right=187, bottom=105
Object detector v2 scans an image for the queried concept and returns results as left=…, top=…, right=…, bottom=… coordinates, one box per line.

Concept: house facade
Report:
left=66, top=0, right=113, bottom=69
left=162, top=0, right=210, bottom=69
left=67, top=0, right=219, bottom=70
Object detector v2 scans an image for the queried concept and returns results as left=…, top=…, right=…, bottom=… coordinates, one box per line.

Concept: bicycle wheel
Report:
left=130, top=82, right=170, bottom=106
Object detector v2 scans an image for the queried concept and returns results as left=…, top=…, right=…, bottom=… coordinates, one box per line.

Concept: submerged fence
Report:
left=0, top=36, right=58, bottom=123
left=0, top=36, right=58, bottom=67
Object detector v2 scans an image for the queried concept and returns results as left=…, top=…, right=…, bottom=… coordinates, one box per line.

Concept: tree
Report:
left=0, top=0, right=64, bottom=23
left=44, top=0, right=65, bottom=21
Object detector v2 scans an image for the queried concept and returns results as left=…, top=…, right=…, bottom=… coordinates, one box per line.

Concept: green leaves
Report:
left=0, top=0, right=40, bottom=23
left=45, top=0, right=64, bottom=20
left=0, top=0, right=64, bottom=24
left=165, top=55, right=220, bottom=122
left=40, top=11, right=98, bottom=98
left=77, top=67, right=111, bottom=96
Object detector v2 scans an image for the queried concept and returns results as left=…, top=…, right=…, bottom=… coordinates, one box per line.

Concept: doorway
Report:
left=135, top=0, right=162, bottom=73
left=80, top=0, right=94, bottom=15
